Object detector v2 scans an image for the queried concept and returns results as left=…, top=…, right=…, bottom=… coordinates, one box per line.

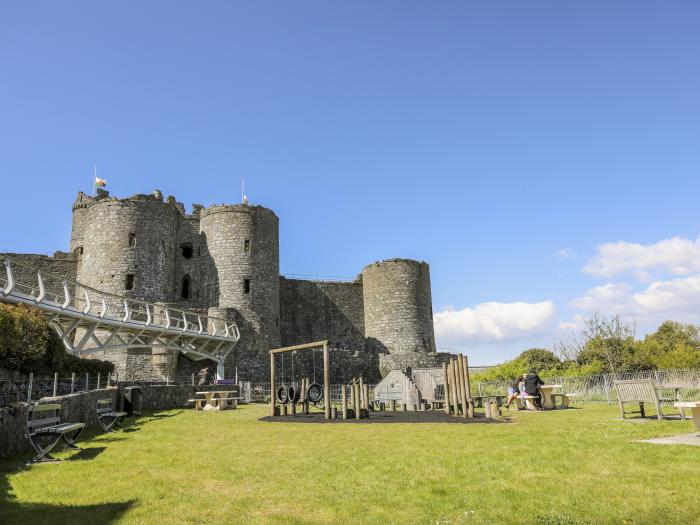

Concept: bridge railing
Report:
left=0, top=257, right=239, bottom=341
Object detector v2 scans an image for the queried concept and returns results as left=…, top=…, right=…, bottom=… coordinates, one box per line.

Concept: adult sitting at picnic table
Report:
left=524, top=369, right=544, bottom=410
left=505, top=376, right=521, bottom=409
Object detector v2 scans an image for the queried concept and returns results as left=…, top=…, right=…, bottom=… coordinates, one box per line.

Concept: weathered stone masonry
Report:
left=3, top=189, right=448, bottom=382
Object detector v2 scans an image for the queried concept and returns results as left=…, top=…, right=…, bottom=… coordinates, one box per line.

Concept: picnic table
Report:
left=675, top=401, right=700, bottom=431
left=193, top=391, right=241, bottom=411
left=539, top=384, right=562, bottom=409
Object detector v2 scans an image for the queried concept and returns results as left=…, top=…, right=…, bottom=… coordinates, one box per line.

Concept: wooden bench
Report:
left=25, top=403, right=85, bottom=464
left=96, top=397, right=128, bottom=433
left=613, top=379, right=679, bottom=420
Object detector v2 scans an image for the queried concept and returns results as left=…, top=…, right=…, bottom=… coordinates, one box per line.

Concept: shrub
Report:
left=0, top=303, right=114, bottom=376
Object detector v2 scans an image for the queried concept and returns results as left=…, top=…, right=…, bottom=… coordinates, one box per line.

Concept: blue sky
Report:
left=2, top=2, right=700, bottom=364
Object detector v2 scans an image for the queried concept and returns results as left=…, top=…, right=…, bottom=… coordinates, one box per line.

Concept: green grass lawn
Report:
left=1, top=404, right=698, bottom=525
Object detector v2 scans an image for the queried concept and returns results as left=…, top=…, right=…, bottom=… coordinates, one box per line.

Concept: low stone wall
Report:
left=0, top=384, right=228, bottom=458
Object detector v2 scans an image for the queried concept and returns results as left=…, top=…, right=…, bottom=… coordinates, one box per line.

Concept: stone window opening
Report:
left=75, top=246, right=83, bottom=256
left=128, top=233, right=136, bottom=247
left=181, top=275, right=191, bottom=299
left=244, top=239, right=250, bottom=254
left=181, top=243, right=193, bottom=259
left=125, top=274, right=135, bottom=291
left=244, top=279, right=251, bottom=294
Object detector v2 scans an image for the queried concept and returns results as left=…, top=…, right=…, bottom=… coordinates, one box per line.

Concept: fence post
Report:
left=166, top=374, right=170, bottom=386
left=70, top=372, right=75, bottom=394
left=191, top=373, right=195, bottom=386
left=52, top=372, right=58, bottom=397
left=85, top=372, right=89, bottom=392
left=97, top=372, right=101, bottom=390
left=604, top=374, right=611, bottom=405
left=27, top=373, right=33, bottom=403
left=107, top=371, right=111, bottom=387
left=655, top=370, right=661, bottom=386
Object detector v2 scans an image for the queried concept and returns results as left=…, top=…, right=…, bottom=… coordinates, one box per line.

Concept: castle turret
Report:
left=76, top=193, right=179, bottom=302
left=199, top=204, right=280, bottom=379
left=361, top=259, right=438, bottom=372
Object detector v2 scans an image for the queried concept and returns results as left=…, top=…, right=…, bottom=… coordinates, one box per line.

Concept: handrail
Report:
left=1, top=256, right=238, bottom=341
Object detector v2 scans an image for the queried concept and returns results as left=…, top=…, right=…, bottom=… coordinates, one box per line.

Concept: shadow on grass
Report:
left=66, top=446, right=106, bottom=461
left=0, top=465, right=135, bottom=525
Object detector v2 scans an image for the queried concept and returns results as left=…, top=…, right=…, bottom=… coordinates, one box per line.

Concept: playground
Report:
left=2, top=403, right=699, bottom=525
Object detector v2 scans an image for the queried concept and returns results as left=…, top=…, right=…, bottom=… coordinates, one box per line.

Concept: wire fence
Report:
left=0, top=371, right=120, bottom=406
left=474, top=368, right=700, bottom=404
left=5, top=367, right=699, bottom=408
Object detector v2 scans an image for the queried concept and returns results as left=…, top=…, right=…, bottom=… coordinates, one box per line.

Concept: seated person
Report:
left=524, top=369, right=544, bottom=409
left=505, top=377, right=521, bottom=409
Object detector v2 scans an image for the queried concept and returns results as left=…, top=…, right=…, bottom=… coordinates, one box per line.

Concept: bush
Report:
left=0, top=303, right=114, bottom=376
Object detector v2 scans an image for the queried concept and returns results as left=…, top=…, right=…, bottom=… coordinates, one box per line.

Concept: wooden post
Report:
left=442, top=362, right=450, bottom=415
left=341, top=385, right=348, bottom=420
left=354, top=383, right=361, bottom=420
left=191, top=372, right=195, bottom=386
left=290, top=401, right=296, bottom=415
left=97, top=372, right=101, bottom=390
left=349, top=381, right=356, bottom=415
left=323, top=342, right=330, bottom=420
left=359, top=376, right=364, bottom=409
left=463, top=355, right=474, bottom=418
left=456, top=354, right=468, bottom=419
left=52, top=372, right=58, bottom=397
left=401, top=403, right=407, bottom=412
left=390, top=399, right=396, bottom=412
left=331, top=407, right=337, bottom=419
left=270, top=351, right=276, bottom=416
left=70, top=372, right=75, bottom=394
left=450, top=359, right=460, bottom=416
left=281, top=403, right=287, bottom=416
left=85, top=372, right=89, bottom=391
left=27, top=373, right=33, bottom=403
left=363, top=384, right=369, bottom=412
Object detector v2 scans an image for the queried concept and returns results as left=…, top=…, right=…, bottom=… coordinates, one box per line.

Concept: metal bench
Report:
left=25, top=403, right=85, bottom=464
left=96, top=397, right=128, bottom=433
left=613, top=379, right=679, bottom=420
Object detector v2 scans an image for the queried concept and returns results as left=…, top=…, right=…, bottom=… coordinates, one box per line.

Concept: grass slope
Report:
left=1, top=404, right=698, bottom=524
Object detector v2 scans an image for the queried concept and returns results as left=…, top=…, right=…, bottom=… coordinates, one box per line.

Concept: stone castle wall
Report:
left=5, top=190, right=443, bottom=383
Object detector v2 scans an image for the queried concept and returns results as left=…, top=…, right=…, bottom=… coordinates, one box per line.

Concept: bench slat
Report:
left=29, top=403, right=62, bottom=413
left=28, top=416, right=60, bottom=428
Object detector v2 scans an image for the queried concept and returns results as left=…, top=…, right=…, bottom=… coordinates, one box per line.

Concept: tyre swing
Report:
left=306, top=348, right=324, bottom=404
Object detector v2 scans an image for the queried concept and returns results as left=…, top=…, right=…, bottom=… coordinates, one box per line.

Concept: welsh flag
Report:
left=95, top=177, right=107, bottom=188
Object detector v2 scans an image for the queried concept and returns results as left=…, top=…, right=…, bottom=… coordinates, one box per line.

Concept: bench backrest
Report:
left=613, top=379, right=659, bottom=403
left=26, top=403, right=62, bottom=433
left=96, top=397, right=114, bottom=415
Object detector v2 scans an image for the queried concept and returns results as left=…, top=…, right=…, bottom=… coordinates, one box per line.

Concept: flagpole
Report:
left=241, top=178, right=244, bottom=204
left=92, top=165, right=96, bottom=197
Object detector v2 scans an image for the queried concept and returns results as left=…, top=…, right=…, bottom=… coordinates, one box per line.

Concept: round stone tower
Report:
left=199, top=204, right=280, bottom=379
left=361, top=259, right=438, bottom=373
left=76, top=193, right=179, bottom=302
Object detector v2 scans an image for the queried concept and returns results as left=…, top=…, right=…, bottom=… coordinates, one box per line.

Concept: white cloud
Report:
left=569, top=274, right=700, bottom=325
left=555, top=248, right=576, bottom=259
left=583, top=235, right=700, bottom=280
left=434, top=300, right=556, bottom=345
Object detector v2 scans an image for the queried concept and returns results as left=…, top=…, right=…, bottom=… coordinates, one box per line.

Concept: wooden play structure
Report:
left=442, top=353, right=475, bottom=419
left=270, top=340, right=331, bottom=419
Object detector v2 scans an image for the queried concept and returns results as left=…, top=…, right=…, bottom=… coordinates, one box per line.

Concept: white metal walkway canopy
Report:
left=0, top=257, right=239, bottom=378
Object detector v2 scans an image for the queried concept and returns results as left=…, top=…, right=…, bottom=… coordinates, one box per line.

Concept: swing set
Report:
left=269, top=340, right=331, bottom=419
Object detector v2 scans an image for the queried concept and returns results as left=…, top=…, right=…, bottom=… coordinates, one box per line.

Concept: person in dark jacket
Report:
left=524, top=369, right=545, bottom=409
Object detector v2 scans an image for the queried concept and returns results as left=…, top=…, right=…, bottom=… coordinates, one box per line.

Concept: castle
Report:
left=5, top=189, right=448, bottom=383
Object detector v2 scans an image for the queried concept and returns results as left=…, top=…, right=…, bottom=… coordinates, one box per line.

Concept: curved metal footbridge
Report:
left=0, top=257, right=239, bottom=378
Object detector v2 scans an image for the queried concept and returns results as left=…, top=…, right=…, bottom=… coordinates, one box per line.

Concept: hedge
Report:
left=0, top=303, right=114, bottom=376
